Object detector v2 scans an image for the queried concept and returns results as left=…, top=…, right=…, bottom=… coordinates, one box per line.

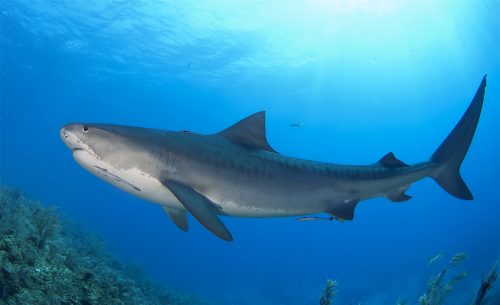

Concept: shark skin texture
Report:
left=60, top=76, right=487, bottom=241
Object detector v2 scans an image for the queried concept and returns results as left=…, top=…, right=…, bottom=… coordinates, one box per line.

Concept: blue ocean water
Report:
left=1, top=1, right=499, bottom=304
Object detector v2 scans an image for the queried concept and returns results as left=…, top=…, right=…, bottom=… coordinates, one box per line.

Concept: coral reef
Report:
left=0, top=186, right=212, bottom=305
left=319, top=279, right=337, bottom=305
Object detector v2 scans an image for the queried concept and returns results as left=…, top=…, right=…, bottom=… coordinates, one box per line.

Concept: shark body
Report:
left=60, top=76, right=487, bottom=241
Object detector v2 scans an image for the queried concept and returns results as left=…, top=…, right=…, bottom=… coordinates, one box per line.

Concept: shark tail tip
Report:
left=430, top=76, right=486, bottom=200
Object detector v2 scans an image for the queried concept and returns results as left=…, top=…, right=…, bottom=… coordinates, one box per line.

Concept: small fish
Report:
left=290, top=123, right=303, bottom=128
left=296, top=216, right=334, bottom=222
left=186, top=61, right=191, bottom=69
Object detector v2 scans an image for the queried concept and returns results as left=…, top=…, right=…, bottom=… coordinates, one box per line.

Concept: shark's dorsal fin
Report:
left=377, top=152, right=409, bottom=168
left=217, top=111, right=277, bottom=153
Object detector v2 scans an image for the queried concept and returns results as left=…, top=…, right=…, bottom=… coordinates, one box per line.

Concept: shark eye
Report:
left=82, top=126, right=89, bottom=133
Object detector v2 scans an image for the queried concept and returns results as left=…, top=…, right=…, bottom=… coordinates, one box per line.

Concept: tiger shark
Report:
left=60, top=76, right=487, bottom=241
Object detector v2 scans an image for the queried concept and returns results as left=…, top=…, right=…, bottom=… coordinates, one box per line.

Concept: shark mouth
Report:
left=72, top=147, right=96, bottom=158
left=71, top=148, right=141, bottom=193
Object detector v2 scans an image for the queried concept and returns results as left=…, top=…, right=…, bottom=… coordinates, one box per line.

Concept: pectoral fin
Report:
left=162, top=181, right=233, bottom=241
left=326, top=199, right=359, bottom=220
left=162, top=206, right=188, bottom=232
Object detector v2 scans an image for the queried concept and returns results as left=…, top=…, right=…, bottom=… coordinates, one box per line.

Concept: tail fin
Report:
left=431, top=76, right=487, bottom=200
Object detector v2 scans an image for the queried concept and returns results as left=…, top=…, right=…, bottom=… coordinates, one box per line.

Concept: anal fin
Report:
left=386, top=185, right=412, bottom=202
left=162, top=180, right=233, bottom=241
left=162, top=206, right=188, bottom=232
left=387, top=192, right=412, bottom=202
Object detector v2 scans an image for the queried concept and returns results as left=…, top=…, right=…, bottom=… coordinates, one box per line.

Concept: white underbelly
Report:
left=73, top=150, right=184, bottom=210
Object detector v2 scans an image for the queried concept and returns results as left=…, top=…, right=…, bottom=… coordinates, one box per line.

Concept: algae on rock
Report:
left=0, top=186, right=212, bottom=305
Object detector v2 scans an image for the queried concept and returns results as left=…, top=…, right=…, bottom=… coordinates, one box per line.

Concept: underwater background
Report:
left=0, top=1, right=499, bottom=304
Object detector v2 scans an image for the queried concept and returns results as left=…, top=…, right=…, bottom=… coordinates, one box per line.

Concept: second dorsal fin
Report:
left=217, top=111, right=277, bottom=153
left=377, top=152, right=409, bottom=168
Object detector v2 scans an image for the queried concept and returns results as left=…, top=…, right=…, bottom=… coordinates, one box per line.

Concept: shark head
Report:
left=60, top=122, right=156, bottom=158
left=60, top=123, right=160, bottom=192
left=60, top=123, right=131, bottom=162
left=60, top=123, right=187, bottom=217
left=60, top=123, right=124, bottom=177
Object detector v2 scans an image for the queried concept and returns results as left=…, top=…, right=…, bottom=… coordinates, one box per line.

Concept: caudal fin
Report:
left=431, top=76, right=487, bottom=200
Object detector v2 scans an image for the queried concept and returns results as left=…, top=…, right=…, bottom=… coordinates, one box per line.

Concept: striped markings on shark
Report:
left=60, top=76, right=487, bottom=241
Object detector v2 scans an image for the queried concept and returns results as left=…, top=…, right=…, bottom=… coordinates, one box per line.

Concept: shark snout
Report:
left=60, top=126, right=69, bottom=141
left=60, top=124, right=77, bottom=147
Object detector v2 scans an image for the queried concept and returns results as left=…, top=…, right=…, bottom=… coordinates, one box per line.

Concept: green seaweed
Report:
left=449, top=253, right=468, bottom=267
left=315, top=254, right=497, bottom=305
left=319, top=279, right=337, bottom=305
left=0, top=186, right=212, bottom=305
left=418, top=252, right=468, bottom=305
left=474, top=261, right=498, bottom=305
left=396, top=298, right=409, bottom=305
left=427, top=252, right=446, bottom=267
